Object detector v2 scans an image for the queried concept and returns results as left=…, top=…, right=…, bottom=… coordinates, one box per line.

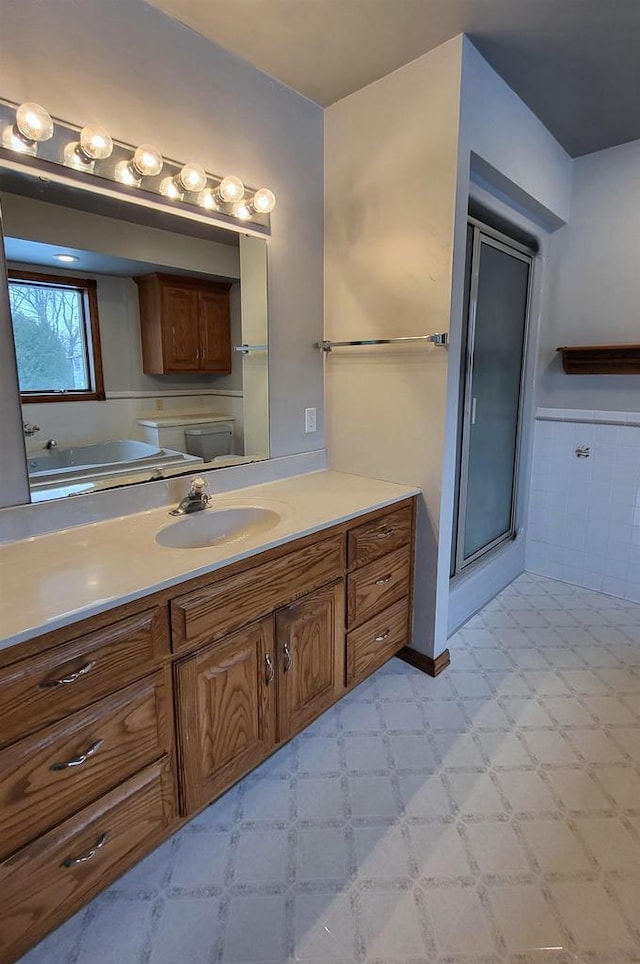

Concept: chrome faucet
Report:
left=23, top=421, right=40, bottom=437
left=44, top=439, right=58, bottom=449
left=169, top=477, right=210, bottom=516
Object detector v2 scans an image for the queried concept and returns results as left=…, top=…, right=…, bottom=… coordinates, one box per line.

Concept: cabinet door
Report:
left=199, top=288, right=231, bottom=372
left=175, top=617, right=276, bottom=815
left=161, top=284, right=200, bottom=371
left=276, top=581, right=345, bottom=742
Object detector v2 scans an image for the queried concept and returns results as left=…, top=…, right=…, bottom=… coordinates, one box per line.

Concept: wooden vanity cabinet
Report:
left=345, top=503, right=415, bottom=687
left=135, top=273, right=231, bottom=374
left=175, top=580, right=345, bottom=814
left=276, top=580, right=344, bottom=741
left=0, top=604, right=176, bottom=963
left=175, top=617, right=277, bottom=814
left=0, top=497, right=416, bottom=962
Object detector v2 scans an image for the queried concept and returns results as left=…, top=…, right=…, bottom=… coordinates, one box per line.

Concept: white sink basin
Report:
left=156, top=506, right=280, bottom=549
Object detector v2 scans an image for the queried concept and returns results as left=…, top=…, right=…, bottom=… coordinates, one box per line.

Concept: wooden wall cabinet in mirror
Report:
left=135, top=273, right=232, bottom=374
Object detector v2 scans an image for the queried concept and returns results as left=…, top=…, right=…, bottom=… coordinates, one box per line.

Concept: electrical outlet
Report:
left=304, top=407, right=317, bottom=433
left=155, top=398, right=164, bottom=413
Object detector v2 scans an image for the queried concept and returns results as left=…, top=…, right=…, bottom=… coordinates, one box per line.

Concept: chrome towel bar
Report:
left=316, top=333, right=448, bottom=352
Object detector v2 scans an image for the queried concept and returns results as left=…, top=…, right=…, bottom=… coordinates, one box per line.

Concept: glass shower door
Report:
left=454, top=225, right=533, bottom=572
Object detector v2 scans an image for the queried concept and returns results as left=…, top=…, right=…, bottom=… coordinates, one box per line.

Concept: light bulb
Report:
left=197, top=188, right=218, bottom=211
left=216, top=175, right=244, bottom=204
left=232, top=199, right=252, bottom=221
left=178, top=163, right=206, bottom=193
left=79, top=124, right=113, bottom=160
left=2, top=125, right=36, bottom=155
left=114, top=159, right=141, bottom=187
left=64, top=141, right=95, bottom=172
left=15, top=102, right=53, bottom=142
left=132, top=143, right=163, bottom=177
left=251, top=188, right=276, bottom=214
left=159, top=176, right=184, bottom=201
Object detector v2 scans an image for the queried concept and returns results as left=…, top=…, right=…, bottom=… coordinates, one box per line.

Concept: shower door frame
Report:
left=454, top=218, right=535, bottom=575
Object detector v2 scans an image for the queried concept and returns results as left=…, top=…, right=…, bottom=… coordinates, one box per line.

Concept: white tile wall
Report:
left=526, top=409, right=640, bottom=602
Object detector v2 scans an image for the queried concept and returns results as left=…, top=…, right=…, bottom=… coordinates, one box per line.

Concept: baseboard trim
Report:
left=398, top=646, right=451, bottom=677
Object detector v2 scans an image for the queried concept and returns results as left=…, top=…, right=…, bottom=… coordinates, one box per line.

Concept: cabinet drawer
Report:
left=0, top=672, right=170, bottom=861
left=0, top=759, right=175, bottom=964
left=171, top=534, right=345, bottom=653
left=0, top=607, right=169, bottom=749
left=347, top=544, right=412, bottom=629
left=347, top=504, right=413, bottom=569
left=346, top=598, right=410, bottom=687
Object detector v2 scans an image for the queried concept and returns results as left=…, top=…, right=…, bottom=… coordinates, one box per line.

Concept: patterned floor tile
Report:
left=18, top=574, right=640, bottom=964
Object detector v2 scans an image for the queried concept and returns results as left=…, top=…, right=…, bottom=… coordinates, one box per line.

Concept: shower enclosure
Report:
left=452, top=218, right=534, bottom=575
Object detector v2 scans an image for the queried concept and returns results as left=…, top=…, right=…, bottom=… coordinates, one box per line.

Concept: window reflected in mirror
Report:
left=9, top=269, right=105, bottom=402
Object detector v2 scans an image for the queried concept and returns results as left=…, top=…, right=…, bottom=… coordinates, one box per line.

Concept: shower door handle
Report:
left=471, top=397, right=477, bottom=425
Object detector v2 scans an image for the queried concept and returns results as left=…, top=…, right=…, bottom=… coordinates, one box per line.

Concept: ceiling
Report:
left=145, top=0, right=640, bottom=157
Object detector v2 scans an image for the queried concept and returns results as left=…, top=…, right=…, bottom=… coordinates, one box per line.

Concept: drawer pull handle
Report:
left=375, top=528, right=394, bottom=540
left=375, top=574, right=393, bottom=586
left=265, top=653, right=274, bottom=685
left=375, top=629, right=391, bottom=642
left=39, top=660, right=96, bottom=689
left=51, top=739, right=103, bottom=772
left=283, top=642, right=293, bottom=673
left=61, top=831, right=110, bottom=868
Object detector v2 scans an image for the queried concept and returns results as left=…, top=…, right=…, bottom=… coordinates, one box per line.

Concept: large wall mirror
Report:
left=0, top=167, right=269, bottom=506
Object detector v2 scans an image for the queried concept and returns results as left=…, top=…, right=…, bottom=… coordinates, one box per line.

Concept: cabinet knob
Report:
left=375, top=574, right=393, bottom=586
left=375, top=629, right=391, bottom=642
left=375, top=528, right=394, bottom=540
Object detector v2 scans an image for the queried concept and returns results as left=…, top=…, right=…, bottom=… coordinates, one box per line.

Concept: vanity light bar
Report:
left=0, top=99, right=276, bottom=229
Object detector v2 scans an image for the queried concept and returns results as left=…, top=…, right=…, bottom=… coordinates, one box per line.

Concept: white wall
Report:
left=325, top=38, right=464, bottom=657
left=442, top=39, right=572, bottom=638
left=537, top=139, right=640, bottom=413
left=526, top=139, right=640, bottom=604
left=527, top=412, right=640, bottom=604
left=0, top=0, right=324, bottom=510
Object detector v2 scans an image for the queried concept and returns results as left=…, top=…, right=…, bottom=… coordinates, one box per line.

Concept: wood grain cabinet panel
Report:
left=199, top=288, right=232, bottom=372
left=175, top=617, right=277, bottom=815
left=0, top=672, right=169, bottom=861
left=347, top=543, right=411, bottom=629
left=161, top=283, right=201, bottom=371
left=0, top=607, right=168, bottom=750
left=346, top=598, right=410, bottom=687
left=171, top=534, right=345, bottom=654
left=347, top=504, right=413, bottom=569
left=0, top=760, right=175, bottom=964
left=277, top=581, right=345, bottom=742
left=135, top=273, right=231, bottom=374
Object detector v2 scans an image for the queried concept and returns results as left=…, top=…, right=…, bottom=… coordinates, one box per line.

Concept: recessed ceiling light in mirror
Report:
left=54, top=254, right=79, bottom=263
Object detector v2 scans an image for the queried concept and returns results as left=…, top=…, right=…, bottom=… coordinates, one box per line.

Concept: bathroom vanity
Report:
left=0, top=471, right=417, bottom=961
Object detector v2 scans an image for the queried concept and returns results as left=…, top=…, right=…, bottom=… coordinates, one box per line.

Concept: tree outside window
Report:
left=7, top=270, right=105, bottom=403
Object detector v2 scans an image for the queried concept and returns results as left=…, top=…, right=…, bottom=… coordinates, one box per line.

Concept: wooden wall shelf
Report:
left=557, top=344, right=640, bottom=375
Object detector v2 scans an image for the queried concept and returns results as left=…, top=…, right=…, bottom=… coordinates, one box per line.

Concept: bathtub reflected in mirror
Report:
left=0, top=172, right=270, bottom=505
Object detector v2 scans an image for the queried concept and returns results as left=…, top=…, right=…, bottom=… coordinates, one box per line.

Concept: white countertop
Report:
left=0, top=471, right=419, bottom=652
